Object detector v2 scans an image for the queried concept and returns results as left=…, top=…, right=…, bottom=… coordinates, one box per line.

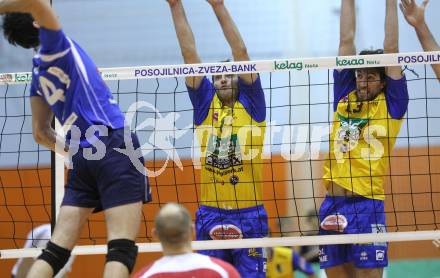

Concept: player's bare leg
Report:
left=103, top=201, right=143, bottom=278
left=325, top=263, right=354, bottom=278
left=27, top=206, right=93, bottom=278
left=354, top=267, right=383, bottom=278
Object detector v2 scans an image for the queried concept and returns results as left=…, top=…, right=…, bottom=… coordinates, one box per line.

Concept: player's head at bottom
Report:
left=355, top=49, right=387, bottom=102
left=212, top=58, right=240, bottom=105
left=2, top=13, right=40, bottom=49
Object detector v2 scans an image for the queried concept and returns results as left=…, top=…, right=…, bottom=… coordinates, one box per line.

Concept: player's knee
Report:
left=106, top=239, right=138, bottom=273
left=37, top=241, right=71, bottom=276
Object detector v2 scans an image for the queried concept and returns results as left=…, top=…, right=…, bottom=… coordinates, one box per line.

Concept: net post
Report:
left=51, top=120, right=65, bottom=232
left=51, top=119, right=55, bottom=233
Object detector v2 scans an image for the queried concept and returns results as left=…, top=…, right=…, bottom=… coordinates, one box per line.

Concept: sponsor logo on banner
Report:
left=336, top=57, right=365, bottom=67
left=102, top=72, right=118, bottom=79
left=376, top=250, right=385, bottom=261
left=14, top=73, right=32, bottom=82
left=336, top=57, right=381, bottom=67
left=274, top=60, right=303, bottom=71
left=209, top=224, right=243, bottom=240
left=320, top=213, right=348, bottom=232
left=397, top=54, right=440, bottom=64
left=0, top=73, right=14, bottom=83
left=134, top=63, right=257, bottom=78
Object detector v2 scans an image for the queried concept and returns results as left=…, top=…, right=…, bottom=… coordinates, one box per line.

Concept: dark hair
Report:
left=358, top=49, right=386, bottom=81
left=2, top=13, right=40, bottom=49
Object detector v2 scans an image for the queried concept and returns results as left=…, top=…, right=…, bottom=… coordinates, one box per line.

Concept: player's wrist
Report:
left=413, top=19, right=427, bottom=30
left=166, top=0, right=179, bottom=8
left=210, top=3, right=225, bottom=12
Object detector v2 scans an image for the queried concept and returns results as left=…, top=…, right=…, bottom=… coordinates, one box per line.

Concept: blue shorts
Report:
left=318, top=195, right=388, bottom=269
left=196, top=205, right=268, bottom=278
left=62, top=128, right=151, bottom=212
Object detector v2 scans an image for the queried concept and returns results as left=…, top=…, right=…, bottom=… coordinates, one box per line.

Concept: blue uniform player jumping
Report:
left=1, top=1, right=151, bottom=277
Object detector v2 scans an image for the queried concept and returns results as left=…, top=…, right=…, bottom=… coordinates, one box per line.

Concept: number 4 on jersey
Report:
left=38, top=66, right=71, bottom=105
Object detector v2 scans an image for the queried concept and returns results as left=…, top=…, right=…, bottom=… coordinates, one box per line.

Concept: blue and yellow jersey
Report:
left=188, top=77, right=266, bottom=209
left=266, top=247, right=315, bottom=278
left=30, top=28, right=124, bottom=147
left=323, top=69, right=409, bottom=200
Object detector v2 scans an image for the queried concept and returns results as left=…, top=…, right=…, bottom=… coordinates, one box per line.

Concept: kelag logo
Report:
left=274, top=60, right=303, bottom=71
left=336, top=57, right=365, bottom=67
left=14, top=73, right=32, bottom=82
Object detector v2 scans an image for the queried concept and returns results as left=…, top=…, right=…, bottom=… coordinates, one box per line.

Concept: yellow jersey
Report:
left=190, top=77, right=266, bottom=209
left=267, top=247, right=294, bottom=278
left=266, top=247, right=315, bottom=278
left=323, top=70, right=409, bottom=200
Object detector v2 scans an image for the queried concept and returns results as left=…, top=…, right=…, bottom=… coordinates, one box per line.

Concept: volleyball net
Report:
left=0, top=51, right=439, bottom=259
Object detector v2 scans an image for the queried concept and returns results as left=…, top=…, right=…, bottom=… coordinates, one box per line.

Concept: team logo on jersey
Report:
left=206, top=134, right=243, bottom=170
left=213, top=112, right=219, bottom=122
left=318, top=248, right=328, bottom=262
left=320, top=213, right=348, bottom=232
left=248, top=248, right=262, bottom=257
left=376, top=250, right=385, bottom=261
left=336, top=114, right=369, bottom=154
left=209, top=224, right=243, bottom=240
left=360, top=251, right=368, bottom=261
left=230, top=175, right=239, bottom=185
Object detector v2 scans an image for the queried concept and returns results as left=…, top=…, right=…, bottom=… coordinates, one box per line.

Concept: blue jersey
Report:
left=30, top=28, right=125, bottom=147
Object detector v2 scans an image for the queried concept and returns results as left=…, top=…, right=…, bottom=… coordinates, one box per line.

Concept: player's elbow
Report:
left=19, top=0, right=37, bottom=13
left=339, top=32, right=355, bottom=47
left=33, top=130, right=45, bottom=145
left=33, top=128, right=49, bottom=145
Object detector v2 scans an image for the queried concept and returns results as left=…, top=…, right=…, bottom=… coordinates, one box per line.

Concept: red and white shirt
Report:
left=133, top=253, right=240, bottom=278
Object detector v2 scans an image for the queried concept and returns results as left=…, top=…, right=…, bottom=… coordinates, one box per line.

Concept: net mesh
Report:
left=0, top=52, right=439, bottom=255
left=0, top=81, right=52, bottom=250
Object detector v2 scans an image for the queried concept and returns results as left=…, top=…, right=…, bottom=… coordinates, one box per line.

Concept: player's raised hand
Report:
left=207, top=0, right=224, bottom=8
left=400, top=0, right=429, bottom=28
left=166, top=0, right=180, bottom=7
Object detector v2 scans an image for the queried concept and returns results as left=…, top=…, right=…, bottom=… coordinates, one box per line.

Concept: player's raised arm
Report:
left=167, top=0, right=203, bottom=89
left=339, top=0, right=356, bottom=57
left=207, top=0, right=257, bottom=85
left=0, top=0, right=60, bottom=30
left=400, top=0, right=440, bottom=79
left=384, top=0, right=403, bottom=79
